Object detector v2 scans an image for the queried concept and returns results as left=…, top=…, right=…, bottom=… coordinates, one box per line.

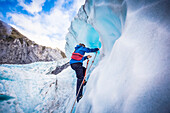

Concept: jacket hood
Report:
left=75, top=45, right=82, bottom=50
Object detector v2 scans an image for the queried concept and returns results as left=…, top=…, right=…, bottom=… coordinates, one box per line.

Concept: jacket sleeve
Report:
left=83, top=47, right=99, bottom=53
left=82, top=56, right=88, bottom=61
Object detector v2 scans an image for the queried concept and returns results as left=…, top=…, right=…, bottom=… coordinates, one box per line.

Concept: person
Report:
left=70, top=43, right=99, bottom=102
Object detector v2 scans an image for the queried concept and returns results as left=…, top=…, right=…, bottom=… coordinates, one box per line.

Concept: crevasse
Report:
left=65, top=0, right=170, bottom=113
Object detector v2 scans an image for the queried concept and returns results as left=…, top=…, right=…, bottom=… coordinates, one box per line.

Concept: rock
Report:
left=0, top=20, right=66, bottom=64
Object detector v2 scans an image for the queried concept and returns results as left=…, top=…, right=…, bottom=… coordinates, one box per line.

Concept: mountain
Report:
left=0, top=20, right=66, bottom=64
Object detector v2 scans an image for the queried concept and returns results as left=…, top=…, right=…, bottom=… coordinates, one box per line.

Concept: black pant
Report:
left=71, top=63, right=86, bottom=102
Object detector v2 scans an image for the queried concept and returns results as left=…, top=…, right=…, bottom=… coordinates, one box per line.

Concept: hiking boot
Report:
left=79, top=95, right=83, bottom=99
left=83, top=80, right=87, bottom=86
left=77, top=95, right=83, bottom=103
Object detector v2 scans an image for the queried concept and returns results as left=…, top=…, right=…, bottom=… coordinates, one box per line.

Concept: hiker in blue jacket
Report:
left=70, top=43, right=99, bottom=102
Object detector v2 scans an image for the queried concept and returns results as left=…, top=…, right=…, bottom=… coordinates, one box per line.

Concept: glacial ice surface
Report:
left=0, top=0, right=170, bottom=113
left=0, top=59, right=76, bottom=113
left=65, top=0, right=170, bottom=113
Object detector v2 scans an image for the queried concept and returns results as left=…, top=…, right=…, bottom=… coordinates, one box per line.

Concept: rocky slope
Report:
left=0, top=20, right=66, bottom=64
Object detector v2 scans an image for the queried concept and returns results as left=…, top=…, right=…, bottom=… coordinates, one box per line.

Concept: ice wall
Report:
left=66, top=0, right=170, bottom=113
left=65, top=0, right=126, bottom=56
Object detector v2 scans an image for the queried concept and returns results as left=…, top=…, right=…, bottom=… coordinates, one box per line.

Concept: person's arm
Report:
left=84, top=47, right=99, bottom=53
left=82, top=55, right=92, bottom=61
left=82, top=56, right=88, bottom=61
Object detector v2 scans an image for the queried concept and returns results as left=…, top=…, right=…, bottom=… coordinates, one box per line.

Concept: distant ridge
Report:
left=0, top=20, right=66, bottom=64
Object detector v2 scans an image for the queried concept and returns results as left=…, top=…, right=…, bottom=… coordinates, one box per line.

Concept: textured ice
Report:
left=65, top=0, right=170, bottom=113
left=0, top=0, right=170, bottom=112
left=0, top=59, right=76, bottom=113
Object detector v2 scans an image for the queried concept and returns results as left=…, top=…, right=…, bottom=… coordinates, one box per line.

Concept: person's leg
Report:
left=76, top=78, right=83, bottom=102
left=71, top=63, right=85, bottom=102
left=83, top=67, right=86, bottom=76
left=82, top=67, right=87, bottom=86
left=75, top=66, right=84, bottom=102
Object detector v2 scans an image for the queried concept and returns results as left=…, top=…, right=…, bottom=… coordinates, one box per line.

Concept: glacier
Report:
left=65, top=0, right=170, bottom=113
left=0, top=59, right=76, bottom=113
left=0, top=0, right=170, bottom=113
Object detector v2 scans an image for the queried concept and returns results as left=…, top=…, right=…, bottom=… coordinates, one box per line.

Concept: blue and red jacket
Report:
left=70, top=45, right=99, bottom=64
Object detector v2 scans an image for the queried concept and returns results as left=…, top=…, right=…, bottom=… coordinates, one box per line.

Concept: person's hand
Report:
left=87, top=55, right=92, bottom=59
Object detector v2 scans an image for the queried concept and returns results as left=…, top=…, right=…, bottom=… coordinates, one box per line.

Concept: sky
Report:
left=0, top=0, right=85, bottom=51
